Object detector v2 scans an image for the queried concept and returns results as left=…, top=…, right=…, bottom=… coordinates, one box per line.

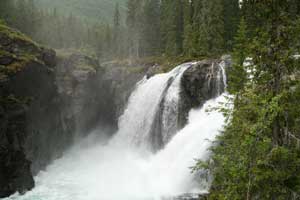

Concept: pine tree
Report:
left=143, top=0, right=161, bottom=56
left=190, top=0, right=203, bottom=54
left=196, top=1, right=300, bottom=199
left=163, top=0, right=184, bottom=56
left=198, top=0, right=224, bottom=56
left=228, top=18, right=248, bottom=94
left=223, top=0, right=240, bottom=51
left=183, top=0, right=195, bottom=56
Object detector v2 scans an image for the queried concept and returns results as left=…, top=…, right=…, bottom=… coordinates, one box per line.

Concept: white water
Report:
left=161, top=64, right=187, bottom=144
left=4, top=62, right=227, bottom=200
left=112, top=62, right=194, bottom=151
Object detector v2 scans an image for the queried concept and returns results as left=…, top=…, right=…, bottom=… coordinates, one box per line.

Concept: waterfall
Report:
left=112, top=62, right=194, bottom=151
left=4, top=61, right=228, bottom=200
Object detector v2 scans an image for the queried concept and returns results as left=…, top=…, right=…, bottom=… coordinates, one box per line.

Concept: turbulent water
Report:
left=4, top=62, right=227, bottom=200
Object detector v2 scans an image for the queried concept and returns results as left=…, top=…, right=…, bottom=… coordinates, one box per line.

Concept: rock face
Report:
left=55, top=56, right=149, bottom=136
left=55, top=53, right=116, bottom=135
left=178, top=59, right=229, bottom=128
left=100, top=60, right=150, bottom=119
left=0, top=24, right=57, bottom=196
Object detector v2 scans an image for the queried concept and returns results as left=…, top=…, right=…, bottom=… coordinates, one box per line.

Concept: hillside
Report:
left=36, top=0, right=127, bottom=24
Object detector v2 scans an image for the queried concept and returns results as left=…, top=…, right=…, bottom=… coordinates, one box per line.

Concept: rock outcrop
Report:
left=100, top=60, right=150, bottom=119
left=0, top=24, right=58, bottom=196
left=178, top=58, right=230, bottom=128
left=55, top=52, right=116, bottom=135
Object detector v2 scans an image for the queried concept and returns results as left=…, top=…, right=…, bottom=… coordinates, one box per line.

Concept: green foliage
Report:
left=142, top=0, right=161, bottom=56
left=227, top=18, right=248, bottom=94
left=223, top=0, right=240, bottom=50
left=194, top=1, right=300, bottom=199
left=198, top=0, right=224, bottom=56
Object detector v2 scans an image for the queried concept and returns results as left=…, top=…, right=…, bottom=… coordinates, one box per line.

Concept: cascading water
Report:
left=111, top=62, right=194, bottom=151
left=4, top=62, right=228, bottom=200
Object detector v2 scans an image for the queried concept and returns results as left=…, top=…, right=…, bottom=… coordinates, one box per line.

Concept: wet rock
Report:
left=178, top=57, right=230, bottom=128
left=164, top=193, right=209, bottom=200
left=100, top=60, right=149, bottom=119
left=40, top=48, right=56, bottom=68
left=0, top=24, right=70, bottom=197
left=0, top=149, right=34, bottom=198
left=55, top=53, right=117, bottom=135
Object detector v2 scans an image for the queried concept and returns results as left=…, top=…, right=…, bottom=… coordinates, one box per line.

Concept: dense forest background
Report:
left=0, top=0, right=242, bottom=61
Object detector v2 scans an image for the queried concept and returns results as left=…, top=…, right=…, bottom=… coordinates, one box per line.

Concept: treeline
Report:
left=0, top=0, right=243, bottom=60
left=0, top=0, right=121, bottom=59
left=2, top=0, right=299, bottom=62
left=125, top=0, right=240, bottom=58
left=195, top=1, right=300, bottom=199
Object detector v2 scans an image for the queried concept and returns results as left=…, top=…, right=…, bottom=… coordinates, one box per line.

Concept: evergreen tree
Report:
left=142, top=0, right=161, bottom=56
left=223, top=0, right=240, bottom=51
left=227, top=18, right=248, bottom=94
left=162, top=0, right=184, bottom=56
left=196, top=1, right=300, bottom=199
left=190, top=0, right=203, bottom=54
left=198, top=0, right=224, bottom=56
left=183, top=0, right=195, bottom=56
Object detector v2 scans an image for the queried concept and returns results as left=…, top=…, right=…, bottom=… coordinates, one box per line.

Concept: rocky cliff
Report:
left=55, top=52, right=115, bottom=135
left=0, top=24, right=58, bottom=197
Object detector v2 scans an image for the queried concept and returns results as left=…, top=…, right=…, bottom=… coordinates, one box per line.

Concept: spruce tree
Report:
left=223, top=0, right=240, bottom=51
left=198, top=0, right=224, bottom=56
left=228, top=18, right=248, bottom=94
left=143, top=0, right=161, bottom=56
left=163, top=0, right=184, bottom=56
left=196, top=1, right=300, bottom=199
left=183, top=0, right=195, bottom=57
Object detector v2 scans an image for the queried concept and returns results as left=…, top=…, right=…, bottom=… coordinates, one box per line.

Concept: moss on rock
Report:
left=0, top=24, right=55, bottom=76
